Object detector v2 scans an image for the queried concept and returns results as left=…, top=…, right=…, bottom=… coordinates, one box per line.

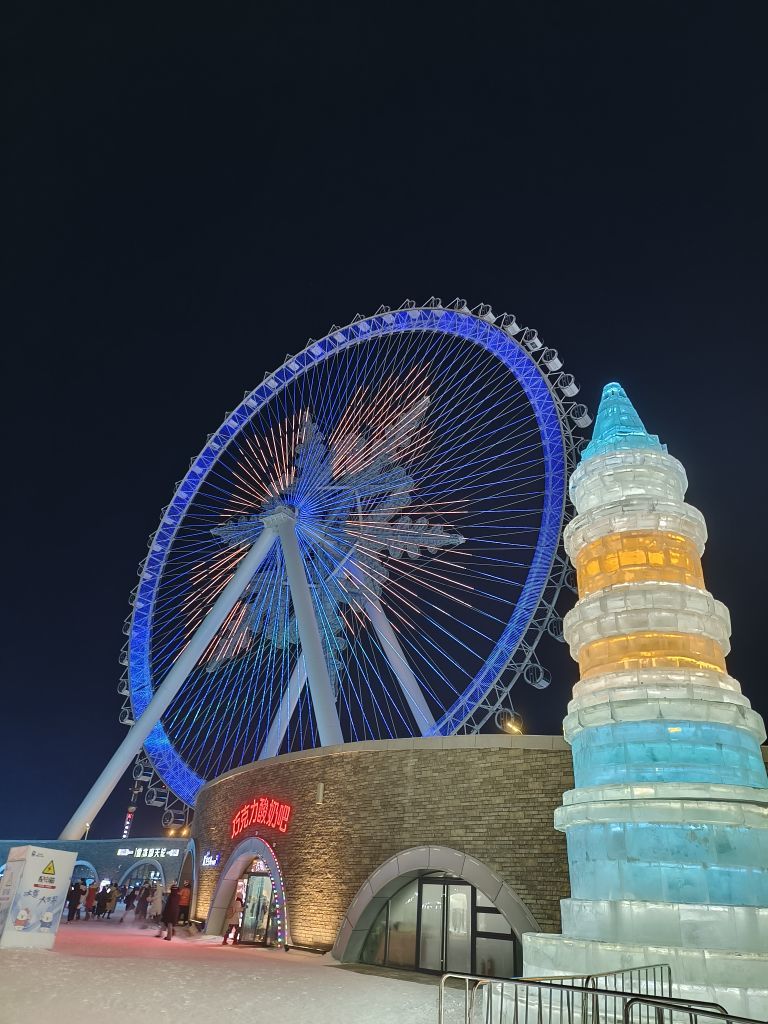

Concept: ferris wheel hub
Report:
left=260, top=504, right=297, bottom=529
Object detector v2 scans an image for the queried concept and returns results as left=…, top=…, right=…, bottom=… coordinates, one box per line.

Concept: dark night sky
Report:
left=2, top=2, right=767, bottom=840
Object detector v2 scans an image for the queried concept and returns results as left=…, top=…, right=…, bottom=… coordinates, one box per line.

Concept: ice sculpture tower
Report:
left=524, top=383, right=768, bottom=1016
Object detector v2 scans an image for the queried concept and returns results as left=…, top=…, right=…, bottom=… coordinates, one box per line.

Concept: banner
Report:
left=0, top=845, right=77, bottom=949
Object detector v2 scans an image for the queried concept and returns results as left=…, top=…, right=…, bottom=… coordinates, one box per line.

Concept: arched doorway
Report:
left=118, top=858, right=165, bottom=890
left=332, top=846, right=539, bottom=977
left=72, top=860, right=99, bottom=885
left=205, top=836, right=290, bottom=946
left=178, top=839, right=197, bottom=918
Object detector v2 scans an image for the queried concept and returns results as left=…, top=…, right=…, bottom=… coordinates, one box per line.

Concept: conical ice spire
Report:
left=581, top=381, right=666, bottom=461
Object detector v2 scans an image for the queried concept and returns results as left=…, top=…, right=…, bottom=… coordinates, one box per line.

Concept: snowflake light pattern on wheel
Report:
left=123, top=301, right=589, bottom=807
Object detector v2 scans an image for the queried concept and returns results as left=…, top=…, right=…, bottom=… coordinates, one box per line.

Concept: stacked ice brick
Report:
left=523, top=383, right=768, bottom=1016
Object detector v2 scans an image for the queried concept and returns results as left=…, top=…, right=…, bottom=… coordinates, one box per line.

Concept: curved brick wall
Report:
left=191, top=735, right=573, bottom=950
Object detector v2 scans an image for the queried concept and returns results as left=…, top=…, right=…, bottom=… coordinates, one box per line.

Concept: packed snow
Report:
left=0, top=919, right=461, bottom=1024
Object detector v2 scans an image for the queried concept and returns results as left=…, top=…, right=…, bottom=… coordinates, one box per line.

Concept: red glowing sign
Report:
left=231, top=796, right=292, bottom=839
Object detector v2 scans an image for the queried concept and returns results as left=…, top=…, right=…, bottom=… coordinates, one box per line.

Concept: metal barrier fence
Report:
left=436, top=968, right=737, bottom=1024
left=623, top=996, right=763, bottom=1024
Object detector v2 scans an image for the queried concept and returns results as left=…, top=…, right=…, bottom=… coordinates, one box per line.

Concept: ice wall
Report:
left=523, top=383, right=768, bottom=1017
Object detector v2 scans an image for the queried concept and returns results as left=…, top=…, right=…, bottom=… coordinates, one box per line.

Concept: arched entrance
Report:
left=178, top=839, right=197, bottom=918
left=72, top=860, right=99, bottom=885
left=332, top=846, right=539, bottom=977
left=118, top=858, right=165, bottom=889
left=205, top=837, right=290, bottom=946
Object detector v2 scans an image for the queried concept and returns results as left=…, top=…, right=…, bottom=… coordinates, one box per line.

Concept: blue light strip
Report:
left=130, top=308, right=567, bottom=804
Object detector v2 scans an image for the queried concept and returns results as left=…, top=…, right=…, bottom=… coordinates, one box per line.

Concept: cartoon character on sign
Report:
left=14, top=908, right=31, bottom=930
left=40, top=911, right=54, bottom=930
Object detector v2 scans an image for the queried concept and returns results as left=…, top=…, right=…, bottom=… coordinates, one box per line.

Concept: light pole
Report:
left=84, top=822, right=91, bottom=840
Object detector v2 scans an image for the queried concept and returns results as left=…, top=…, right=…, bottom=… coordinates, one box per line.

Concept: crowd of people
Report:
left=65, top=878, right=193, bottom=941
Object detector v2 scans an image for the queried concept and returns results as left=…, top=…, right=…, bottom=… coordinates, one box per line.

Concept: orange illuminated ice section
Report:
left=578, top=631, right=727, bottom=679
left=575, top=531, right=704, bottom=597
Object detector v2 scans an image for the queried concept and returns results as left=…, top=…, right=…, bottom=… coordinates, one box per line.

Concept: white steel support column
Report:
left=267, top=508, right=344, bottom=747
left=258, top=658, right=308, bottom=760
left=59, top=527, right=278, bottom=841
left=364, top=594, right=435, bottom=734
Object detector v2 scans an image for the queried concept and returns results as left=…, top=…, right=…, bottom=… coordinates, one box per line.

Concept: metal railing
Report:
left=436, top=968, right=735, bottom=1024
left=623, top=996, right=763, bottom=1024
left=526, top=964, right=672, bottom=997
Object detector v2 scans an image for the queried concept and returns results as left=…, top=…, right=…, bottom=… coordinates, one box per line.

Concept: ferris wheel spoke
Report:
left=363, top=594, right=435, bottom=734
left=267, top=510, right=344, bottom=747
left=259, top=656, right=308, bottom=760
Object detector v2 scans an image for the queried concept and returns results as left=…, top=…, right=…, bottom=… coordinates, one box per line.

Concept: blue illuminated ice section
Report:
left=571, top=720, right=768, bottom=789
left=566, top=821, right=768, bottom=905
left=581, top=381, right=666, bottom=460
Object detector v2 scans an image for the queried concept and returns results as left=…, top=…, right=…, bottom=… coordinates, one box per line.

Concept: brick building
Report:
left=190, top=734, right=573, bottom=976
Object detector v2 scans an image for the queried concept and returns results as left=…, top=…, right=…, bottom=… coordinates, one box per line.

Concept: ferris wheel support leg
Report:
left=268, top=510, right=344, bottom=747
left=364, top=595, right=436, bottom=735
left=258, top=658, right=308, bottom=760
left=58, top=527, right=278, bottom=841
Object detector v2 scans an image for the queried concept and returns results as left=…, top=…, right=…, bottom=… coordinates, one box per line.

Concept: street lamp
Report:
left=84, top=822, right=91, bottom=840
left=495, top=710, right=524, bottom=735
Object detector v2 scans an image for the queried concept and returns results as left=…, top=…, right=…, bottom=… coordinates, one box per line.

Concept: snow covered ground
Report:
left=0, top=919, right=454, bottom=1024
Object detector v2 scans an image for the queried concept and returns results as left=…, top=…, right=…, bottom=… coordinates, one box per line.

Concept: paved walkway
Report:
left=0, top=918, right=449, bottom=1024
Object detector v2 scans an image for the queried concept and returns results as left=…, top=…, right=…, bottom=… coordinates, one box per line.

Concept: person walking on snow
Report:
left=66, top=880, right=84, bottom=923
left=84, top=882, right=98, bottom=920
left=156, top=883, right=180, bottom=941
left=149, top=885, right=165, bottom=922
left=105, top=885, right=119, bottom=919
left=178, top=881, right=192, bottom=924
left=135, top=883, right=150, bottom=921
left=221, top=893, right=243, bottom=946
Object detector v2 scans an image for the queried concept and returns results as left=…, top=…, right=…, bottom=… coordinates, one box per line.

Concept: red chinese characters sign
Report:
left=231, top=796, right=292, bottom=839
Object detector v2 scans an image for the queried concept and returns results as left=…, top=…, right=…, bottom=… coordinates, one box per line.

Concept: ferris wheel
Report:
left=61, top=299, right=590, bottom=838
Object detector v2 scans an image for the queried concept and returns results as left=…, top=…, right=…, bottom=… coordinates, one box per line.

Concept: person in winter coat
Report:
left=105, top=886, right=119, bottom=919
left=177, top=881, right=192, bottom=924
left=156, top=884, right=181, bottom=941
left=221, top=893, right=243, bottom=946
left=135, top=884, right=150, bottom=920
left=148, top=886, right=165, bottom=921
left=124, top=887, right=137, bottom=913
left=95, top=886, right=109, bottom=919
left=84, top=883, right=98, bottom=920
left=66, top=880, right=85, bottom=923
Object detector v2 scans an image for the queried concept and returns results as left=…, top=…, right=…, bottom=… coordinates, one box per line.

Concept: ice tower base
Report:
left=524, top=932, right=768, bottom=1019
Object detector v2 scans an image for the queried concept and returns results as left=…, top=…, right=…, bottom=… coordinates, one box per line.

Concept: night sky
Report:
left=3, top=3, right=767, bottom=840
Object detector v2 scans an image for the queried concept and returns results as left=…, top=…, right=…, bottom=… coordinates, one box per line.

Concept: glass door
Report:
left=239, top=874, right=274, bottom=945
left=417, top=879, right=472, bottom=973
left=418, top=882, right=444, bottom=971
left=444, top=884, right=471, bottom=973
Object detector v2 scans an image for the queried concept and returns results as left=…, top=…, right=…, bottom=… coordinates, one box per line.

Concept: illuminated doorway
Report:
left=239, top=862, right=278, bottom=946
left=360, top=872, right=519, bottom=977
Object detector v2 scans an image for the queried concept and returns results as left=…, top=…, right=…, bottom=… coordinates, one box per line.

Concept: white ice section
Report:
left=563, top=693, right=766, bottom=744
left=563, top=582, right=732, bottom=659
left=564, top=498, right=708, bottom=559
left=562, top=780, right=768, bottom=806
left=569, top=450, right=688, bottom=514
left=561, top=898, right=768, bottom=952
left=572, top=666, right=743, bottom=701
left=554, top=794, right=768, bottom=829
left=523, top=933, right=768, bottom=1018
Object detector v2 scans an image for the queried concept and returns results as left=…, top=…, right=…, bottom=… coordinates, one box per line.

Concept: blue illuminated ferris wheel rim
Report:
left=128, top=307, right=567, bottom=806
